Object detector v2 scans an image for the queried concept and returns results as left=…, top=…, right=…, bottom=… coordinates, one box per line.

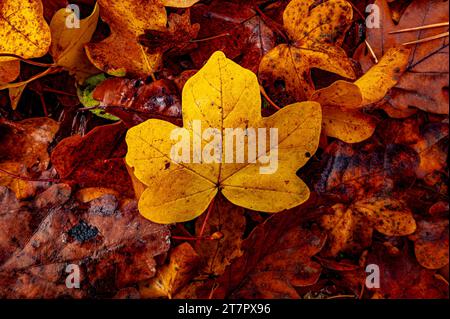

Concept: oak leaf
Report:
left=126, top=51, right=322, bottom=224
left=259, top=0, right=356, bottom=104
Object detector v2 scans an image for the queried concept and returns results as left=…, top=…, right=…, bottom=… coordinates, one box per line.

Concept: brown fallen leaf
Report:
left=139, top=11, right=200, bottom=57
left=409, top=217, right=449, bottom=270
left=0, top=117, right=59, bottom=171
left=194, top=196, right=246, bottom=277
left=190, top=0, right=276, bottom=73
left=209, top=209, right=326, bottom=299
left=0, top=61, right=20, bottom=84
left=51, top=122, right=134, bottom=198
left=322, top=197, right=416, bottom=257
left=139, top=243, right=200, bottom=298
left=92, top=78, right=182, bottom=127
left=365, top=242, right=448, bottom=299
left=316, top=140, right=419, bottom=202
left=354, top=0, right=449, bottom=115
left=0, top=187, right=170, bottom=298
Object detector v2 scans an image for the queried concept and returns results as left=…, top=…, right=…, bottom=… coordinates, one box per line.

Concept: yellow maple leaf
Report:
left=311, top=47, right=410, bottom=143
left=126, top=51, right=322, bottom=224
left=0, top=0, right=51, bottom=62
left=259, top=0, right=356, bottom=102
left=85, top=0, right=167, bottom=77
left=50, top=3, right=100, bottom=83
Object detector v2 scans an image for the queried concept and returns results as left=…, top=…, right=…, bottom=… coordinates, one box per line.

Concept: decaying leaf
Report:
left=210, top=209, right=326, bottom=299
left=322, top=197, right=416, bottom=257
left=92, top=77, right=182, bottom=126
left=365, top=242, right=448, bottom=299
left=140, top=243, right=200, bottom=298
left=139, top=11, right=200, bottom=57
left=195, top=196, right=246, bottom=276
left=51, top=122, right=134, bottom=198
left=410, top=217, right=449, bottom=270
left=190, top=1, right=276, bottom=73
left=0, top=61, right=20, bottom=84
left=85, top=0, right=167, bottom=77
left=0, top=186, right=171, bottom=298
left=355, top=0, right=449, bottom=115
left=0, top=0, right=51, bottom=62
left=259, top=0, right=356, bottom=104
left=126, top=51, right=322, bottom=223
left=0, top=118, right=59, bottom=171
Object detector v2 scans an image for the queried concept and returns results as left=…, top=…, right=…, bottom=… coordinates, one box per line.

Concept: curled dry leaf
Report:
left=85, top=0, right=167, bottom=77
left=49, top=3, right=100, bottom=83
left=92, top=77, right=182, bottom=126
left=126, top=51, right=322, bottom=224
left=259, top=0, right=356, bottom=105
left=354, top=0, right=449, bottom=115
left=139, top=242, right=200, bottom=298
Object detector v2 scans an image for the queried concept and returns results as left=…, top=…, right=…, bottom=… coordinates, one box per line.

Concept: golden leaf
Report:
left=85, top=0, right=167, bottom=77
left=126, top=51, right=322, bottom=224
left=50, top=3, right=100, bottom=83
left=259, top=0, right=356, bottom=102
left=0, top=0, right=51, bottom=62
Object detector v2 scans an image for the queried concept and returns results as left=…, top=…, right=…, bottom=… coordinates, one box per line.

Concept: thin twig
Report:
left=365, top=40, right=379, bottom=63
left=402, top=31, right=449, bottom=45
left=390, top=22, right=449, bottom=34
left=0, top=167, right=59, bottom=183
left=0, top=53, right=56, bottom=68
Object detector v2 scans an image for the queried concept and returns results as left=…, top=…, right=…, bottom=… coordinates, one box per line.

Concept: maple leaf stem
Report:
left=39, top=93, right=48, bottom=117
left=260, top=85, right=280, bottom=110
left=196, top=197, right=216, bottom=247
left=190, top=33, right=231, bottom=43
left=0, top=53, right=57, bottom=68
left=0, top=167, right=59, bottom=183
left=171, top=235, right=217, bottom=241
left=254, top=5, right=289, bottom=42
left=43, top=87, right=77, bottom=97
